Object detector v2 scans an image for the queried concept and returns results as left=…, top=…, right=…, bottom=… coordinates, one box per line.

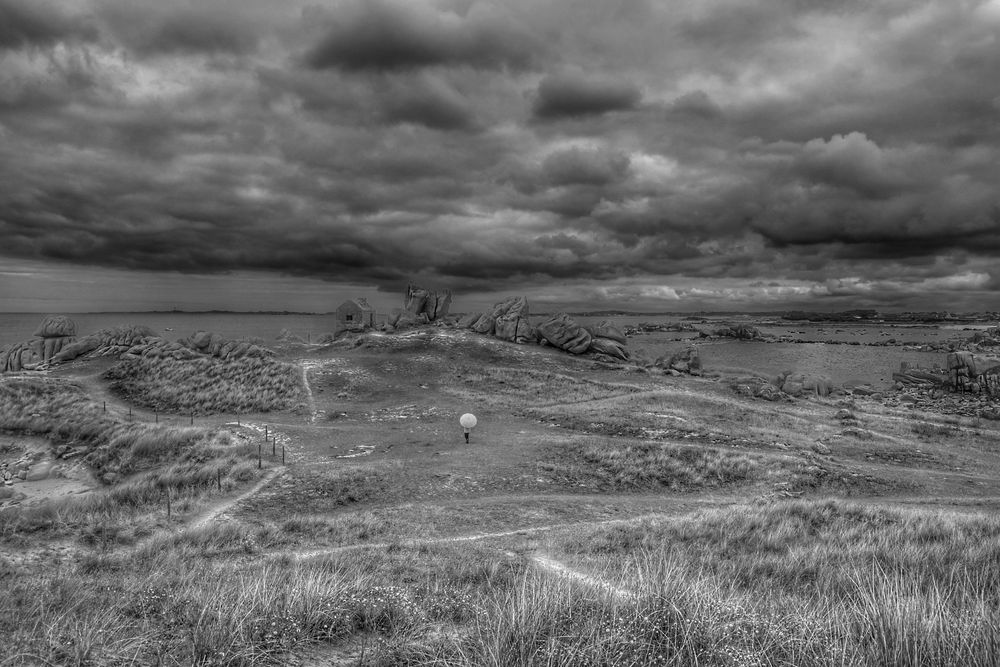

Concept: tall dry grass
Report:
left=0, top=378, right=261, bottom=540
left=3, top=502, right=998, bottom=666
left=104, top=353, right=303, bottom=414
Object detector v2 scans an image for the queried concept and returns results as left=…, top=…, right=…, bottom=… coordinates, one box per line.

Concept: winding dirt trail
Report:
left=298, top=360, right=320, bottom=423
left=274, top=511, right=677, bottom=561
left=527, top=554, right=637, bottom=599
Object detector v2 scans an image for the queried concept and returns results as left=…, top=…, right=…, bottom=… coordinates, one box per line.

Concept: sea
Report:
left=0, top=312, right=983, bottom=388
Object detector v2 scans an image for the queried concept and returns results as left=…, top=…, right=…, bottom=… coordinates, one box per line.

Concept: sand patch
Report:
left=0, top=435, right=95, bottom=506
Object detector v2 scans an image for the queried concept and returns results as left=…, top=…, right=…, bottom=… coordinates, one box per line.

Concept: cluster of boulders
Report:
left=1, top=317, right=277, bottom=372
left=947, top=351, right=1000, bottom=396
left=729, top=376, right=786, bottom=401
left=457, top=296, right=534, bottom=344
left=1, top=315, right=78, bottom=372
left=654, top=346, right=702, bottom=375
left=49, top=325, right=159, bottom=364
left=456, top=298, right=630, bottom=361
left=623, top=321, right=701, bottom=336
left=103, top=330, right=273, bottom=363
left=892, top=362, right=948, bottom=387
left=537, top=313, right=629, bottom=360
left=2, top=450, right=57, bottom=490
left=776, top=371, right=834, bottom=397
left=175, top=331, right=272, bottom=360
left=388, top=284, right=452, bottom=329
left=968, top=327, right=1000, bottom=347
left=886, top=353, right=1000, bottom=398
left=710, top=324, right=764, bottom=340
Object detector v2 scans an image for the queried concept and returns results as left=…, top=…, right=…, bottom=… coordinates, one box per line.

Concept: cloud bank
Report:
left=1, top=0, right=999, bottom=311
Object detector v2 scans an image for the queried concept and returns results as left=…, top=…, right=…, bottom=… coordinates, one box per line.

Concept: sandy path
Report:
left=527, top=554, right=637, bottom=599
left=276, top=511, right=679, bottom=561
left=187, top=465, right=286, bottom=531
left=298, top=360, right=320, bottom=423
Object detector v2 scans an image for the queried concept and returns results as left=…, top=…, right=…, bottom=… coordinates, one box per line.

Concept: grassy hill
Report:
left=2, top=326, right=1000, bottom=665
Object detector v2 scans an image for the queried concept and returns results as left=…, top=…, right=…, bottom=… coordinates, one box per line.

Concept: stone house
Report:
left=336, top=298, right=375, bottom=331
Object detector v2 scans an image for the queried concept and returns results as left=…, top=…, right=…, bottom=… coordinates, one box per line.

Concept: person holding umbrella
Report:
left=460, top=413, right=477, bottom=443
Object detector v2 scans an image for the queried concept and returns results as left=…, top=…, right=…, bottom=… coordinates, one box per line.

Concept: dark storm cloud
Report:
left=668, top=91, right=724, bottom=120
left=302, top=0, right=539, bottom=71
left=541, top=147, right=630, bottom=186
left=3, top=0, right=1000, bottom=309
left=100, top=4, right=261, bottom=56
left=378, top=74, right=477, bottom=130
left=0, top=0, right=95, bottom=49
left=532, top=73, right=642, bottom=119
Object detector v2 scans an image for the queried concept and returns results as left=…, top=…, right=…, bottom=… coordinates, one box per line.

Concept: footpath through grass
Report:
left=0, top=378, right=265, bottom=544
left=3, top=499, right=999, bottom=666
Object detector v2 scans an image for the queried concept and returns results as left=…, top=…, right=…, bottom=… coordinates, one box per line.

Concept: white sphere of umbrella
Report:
left=460, top=413, right=477, bottom=429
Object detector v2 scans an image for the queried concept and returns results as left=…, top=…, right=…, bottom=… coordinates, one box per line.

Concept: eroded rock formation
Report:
left=467, top=296, right=531, bottom=339
left=776, top=371, right=834, bottom=397
left=1, top=315, right=79, bottom=371
left=398, top=284, right=452, bottom=327
left=655, top=346, right=701, bottom=375
left=713, top=324, right=763, bottom=340
left=948, top=351, right=1000, bottom=396
left=459, top=301, right=630, bottom=360
left=51, top=325, right=158, bottom=364
left=536, top=313, right=592, bottom=354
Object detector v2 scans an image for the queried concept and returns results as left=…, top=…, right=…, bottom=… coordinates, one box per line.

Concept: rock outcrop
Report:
left=1, top=315, right=80, bottom=371
left=776, top=371, right=834, bottom=397
left=730, top=376, right=784, bottom=401
left=33, top=315, right=77, bottom=338
left=588, top=336, right=629, bottom=360
left=179, top=330, right=272, bottom=360
left=713, top=324, right=763, bottom=340
left=466, top=296, right=531, bottom=338
left=655, top=346, right=701, bottom=375
left=948, top=351, right=1000, bottom=396
left=586, top=321, right=627, bottom=345
left=398, top=284, right=452, bottom=326
left=51, top=325, right=160, bottom=364
left=536, top=313, right=592, bottom=354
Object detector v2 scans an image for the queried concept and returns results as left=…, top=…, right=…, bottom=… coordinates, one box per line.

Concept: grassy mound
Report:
left=540, top=438, right=810, bottom=492
left=1, top=379, right=211, bottom=478
left=104, top=353, right=303, bottom=414
left=0, top=378, right=262, bottom=539
left=446, top=366, right=643, bottom=407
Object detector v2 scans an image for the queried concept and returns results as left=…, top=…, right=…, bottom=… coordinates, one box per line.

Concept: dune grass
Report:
left=2, top=501, right=999, bottom=666
left=104, top=353, right=303, bottom=414
left=0, top=378, right=263, bottom=542
left=0, top=378, right=220, bottom=477
left=539, top=437, right=816, bottom=493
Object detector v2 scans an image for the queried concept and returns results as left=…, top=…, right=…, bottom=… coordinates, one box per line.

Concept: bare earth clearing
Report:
left=3, top=326, right=1000, bottom=665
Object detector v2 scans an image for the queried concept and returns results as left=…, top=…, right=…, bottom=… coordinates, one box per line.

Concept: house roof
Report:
left=339, top=298, right=374, bottom=312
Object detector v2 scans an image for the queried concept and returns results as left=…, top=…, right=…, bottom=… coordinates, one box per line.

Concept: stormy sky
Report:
left=2, top=0, right=999, bottom=313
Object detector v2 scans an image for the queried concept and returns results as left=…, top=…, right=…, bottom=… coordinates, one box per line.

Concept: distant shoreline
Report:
left=1, top=309, right=997, bottom=323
